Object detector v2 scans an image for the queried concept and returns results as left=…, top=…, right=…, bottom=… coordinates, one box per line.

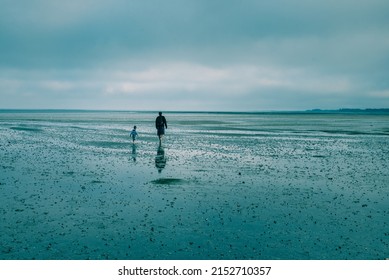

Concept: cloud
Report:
left=1, top=0, right=389, bottom=110
left=369, top=90, right=389, bottom=98
left=40, top=81, right=75, bottom=91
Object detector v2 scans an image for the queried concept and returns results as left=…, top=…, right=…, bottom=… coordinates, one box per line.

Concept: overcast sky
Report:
left=1, top=0, right=388, bottom=111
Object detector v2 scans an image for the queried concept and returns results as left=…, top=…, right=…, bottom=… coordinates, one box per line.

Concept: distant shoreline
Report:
left=305, top=108, right=389, bottom=113
left=0, top=108, right=389, bottom=115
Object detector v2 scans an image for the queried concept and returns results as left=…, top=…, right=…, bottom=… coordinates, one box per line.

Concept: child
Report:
left=129, top=126, right=138, bottom=143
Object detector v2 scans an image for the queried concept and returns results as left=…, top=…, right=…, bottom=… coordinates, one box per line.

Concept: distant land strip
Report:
left=0, top=108, right=388, bottom=114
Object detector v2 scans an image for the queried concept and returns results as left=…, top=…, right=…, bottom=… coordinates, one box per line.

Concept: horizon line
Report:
left=1, top=108, right=389, bottom=114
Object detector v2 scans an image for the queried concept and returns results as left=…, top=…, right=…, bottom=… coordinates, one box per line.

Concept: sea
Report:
left=0, top=110, right=388, bottom=259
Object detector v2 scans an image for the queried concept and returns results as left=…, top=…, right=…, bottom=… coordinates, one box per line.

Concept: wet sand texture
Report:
left=1, top=111, right=388, bottom=259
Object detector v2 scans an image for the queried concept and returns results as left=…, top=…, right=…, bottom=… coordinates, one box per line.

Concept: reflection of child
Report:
left=130, top=126, right=138, bottom=142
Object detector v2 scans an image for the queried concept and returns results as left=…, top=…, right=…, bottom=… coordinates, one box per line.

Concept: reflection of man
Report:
left=155, top=145, right=166, bottom=173
left=155, top=112, right=167, bottom=143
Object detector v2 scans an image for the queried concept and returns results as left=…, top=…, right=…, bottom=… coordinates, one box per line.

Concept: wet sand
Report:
left=0, top=111, right=388, bottom=259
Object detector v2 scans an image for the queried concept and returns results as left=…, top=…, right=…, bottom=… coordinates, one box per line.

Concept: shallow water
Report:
left=0, top=111, right=388, bottom=259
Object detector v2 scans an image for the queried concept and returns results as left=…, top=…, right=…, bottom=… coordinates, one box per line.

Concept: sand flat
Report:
left=0, top=111, right=388, bottom=259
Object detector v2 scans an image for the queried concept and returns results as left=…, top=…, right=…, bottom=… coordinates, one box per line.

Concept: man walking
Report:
left=155, top=112, right=167, bottom=143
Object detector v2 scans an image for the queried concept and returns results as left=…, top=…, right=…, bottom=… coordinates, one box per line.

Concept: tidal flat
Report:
left=0, top=111, right=388, bottom=259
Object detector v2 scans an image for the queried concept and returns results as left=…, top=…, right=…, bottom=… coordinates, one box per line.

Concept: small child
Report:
left=129, top=126, right=138, bottom=143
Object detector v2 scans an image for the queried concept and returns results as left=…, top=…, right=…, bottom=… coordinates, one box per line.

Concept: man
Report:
left=155, top=112, right=167, bottom=143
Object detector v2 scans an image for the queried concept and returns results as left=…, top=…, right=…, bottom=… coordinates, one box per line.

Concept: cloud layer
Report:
left=1, top=0, right=388, bottom=110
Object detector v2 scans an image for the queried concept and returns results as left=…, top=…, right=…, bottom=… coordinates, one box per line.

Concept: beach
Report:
left=0, top=111, right=388, bottom=259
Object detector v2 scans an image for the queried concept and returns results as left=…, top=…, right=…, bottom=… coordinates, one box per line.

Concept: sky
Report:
left=1, top=0, right=389, bottom=111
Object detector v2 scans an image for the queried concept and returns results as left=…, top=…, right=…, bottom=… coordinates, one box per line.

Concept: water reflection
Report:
left=131, top=143, right=137, bottom=162
left=155, top=144, right=166, bottom=173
